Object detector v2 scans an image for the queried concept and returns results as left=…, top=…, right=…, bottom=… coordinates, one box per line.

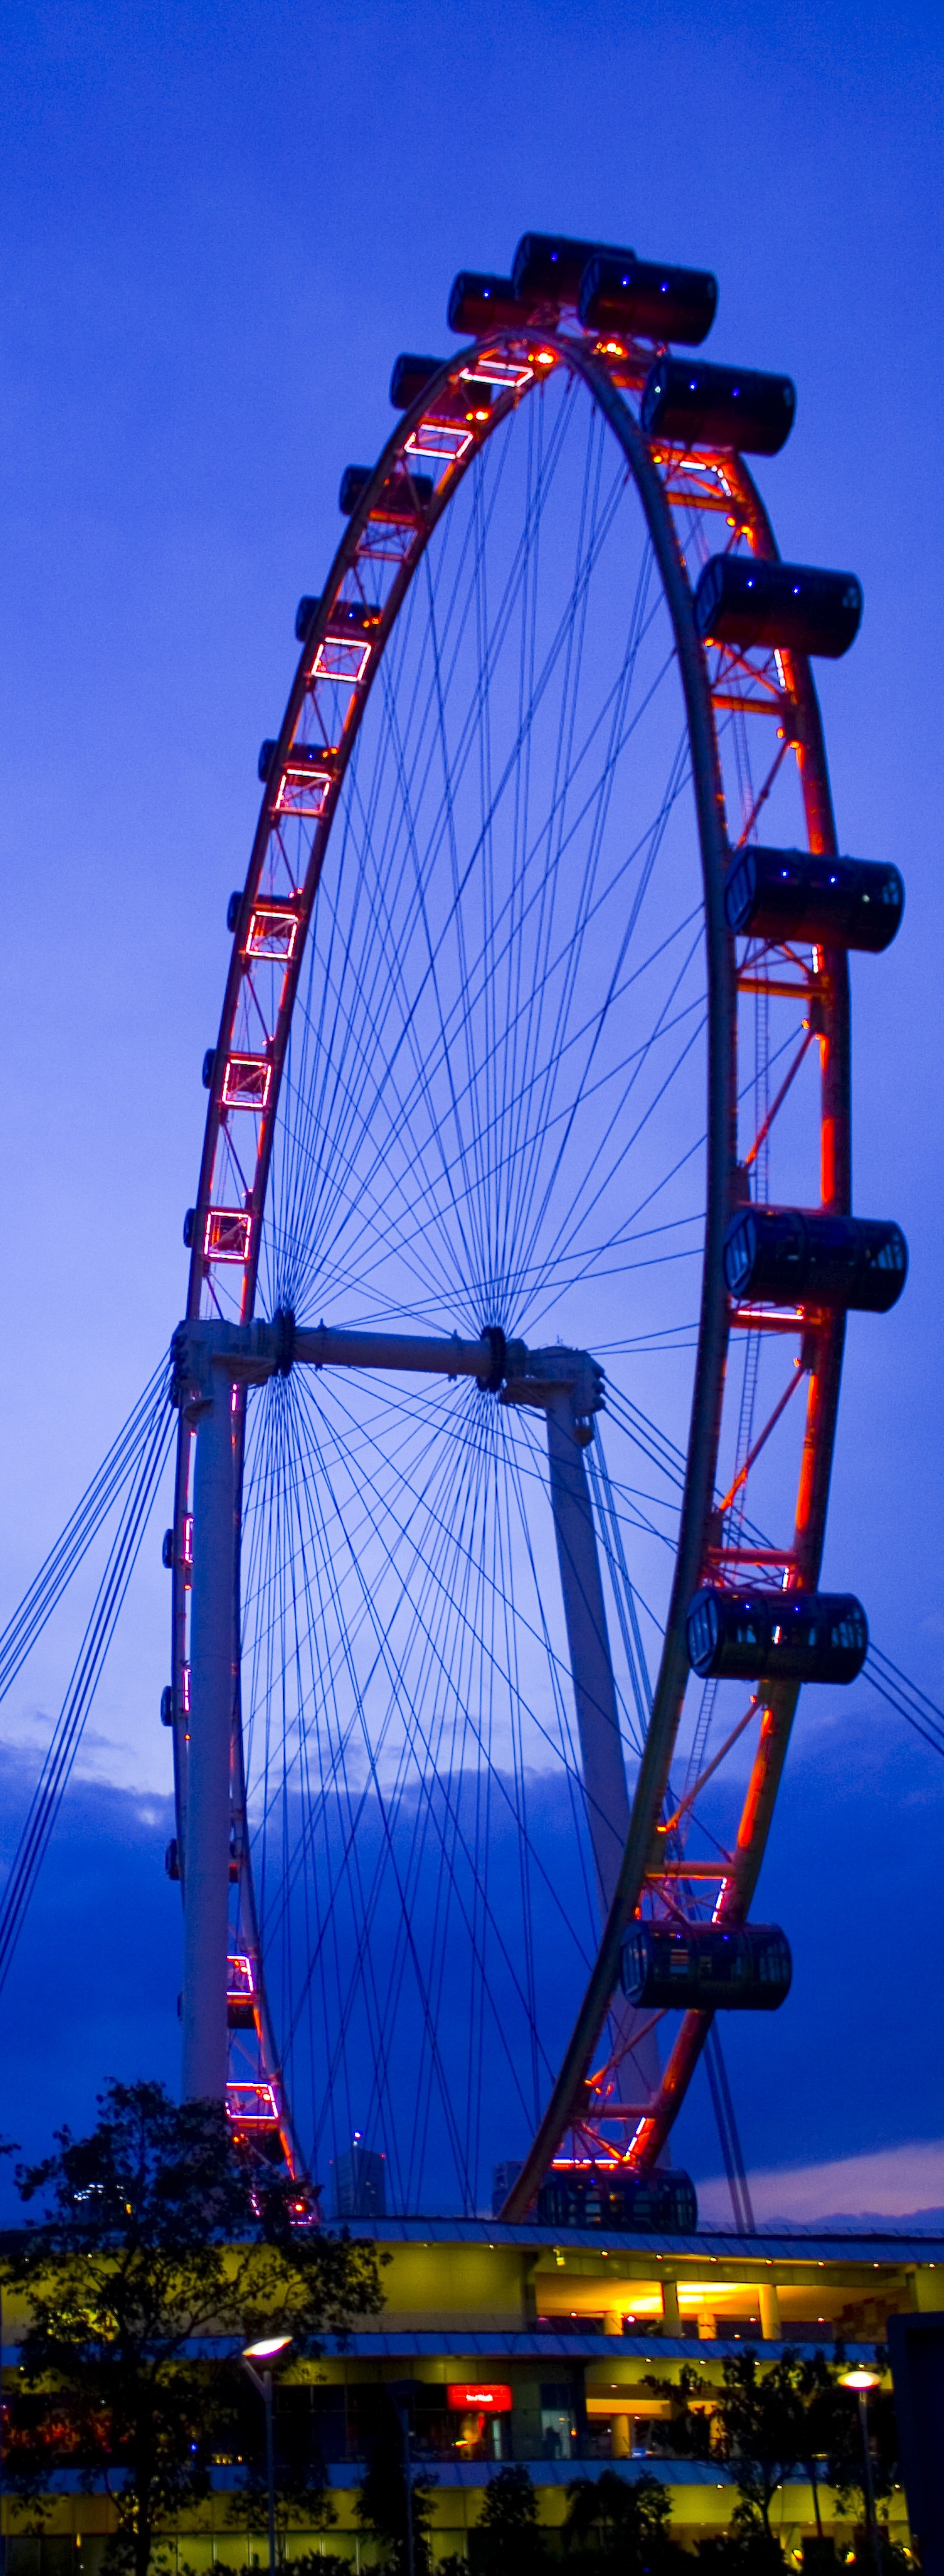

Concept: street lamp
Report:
left=840, top=2368, right=882, bottom=2576
left=387, top=2381, right=417, bottom=2576
left=241, top=2335, right=293, bottom=2576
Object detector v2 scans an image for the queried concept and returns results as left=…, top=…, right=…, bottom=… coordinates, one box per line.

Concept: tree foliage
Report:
left=710, top=2348, right=807, bottom=2537
left=695, top=2510, right=788, bottom=2576
left=708, top=2345, right=898, bottom=2565
left=563, top=2468, right=686, bottom=2575
left=353, top=2393, right=437, bottom=2575
left=0, top=2079, right=384, bottom=2576
left=468, top=2464, right=549, bottom=2573
left=642, top=2365, right=715, bottom=2460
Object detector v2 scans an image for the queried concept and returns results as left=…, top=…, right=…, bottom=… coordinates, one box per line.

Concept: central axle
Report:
left=170, top=1313, right=605, bottom=1427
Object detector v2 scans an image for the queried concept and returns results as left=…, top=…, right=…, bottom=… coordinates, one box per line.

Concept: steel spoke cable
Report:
left=269, top=1385, right=496, bottom=2203
left=529, top=1009, right=808, bottom=1326
left=258, top=1370, right=618, bottom=1865
left=246, top=1370, right=599, bottom=2132
left=586, top=1428, right=654, bottom=1750
left=513, top=901, right=704, bottom=1308
left=260, top=1379, right=419, bottom=2190
left=270, top=518, right=684, bottom=1329
left=268, top=1369, right=597, bottom=1971
left=0, top=1383, right=174, bottom=1991
left=500, top=476, right=663, bottom=1280
left=270, top=893, right=707, bottom=1331
left=863, top=1648, right=944, bottom=1757
left=0, top=1353, right=170, bottom=1709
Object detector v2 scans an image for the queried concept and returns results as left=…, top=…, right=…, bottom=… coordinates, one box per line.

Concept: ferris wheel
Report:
left=165, top=231, right=906, bottom=2224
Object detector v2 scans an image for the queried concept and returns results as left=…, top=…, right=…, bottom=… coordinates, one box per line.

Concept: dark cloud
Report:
left=1, top=1705, right=941, bottom=2222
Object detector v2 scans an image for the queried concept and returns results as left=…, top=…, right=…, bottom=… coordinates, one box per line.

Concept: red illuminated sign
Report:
left=446, top=2384, right=512, bottom=2414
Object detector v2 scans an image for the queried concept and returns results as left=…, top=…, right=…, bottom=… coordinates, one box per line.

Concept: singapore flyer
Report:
left=158, top=229, right=906, bottom=2223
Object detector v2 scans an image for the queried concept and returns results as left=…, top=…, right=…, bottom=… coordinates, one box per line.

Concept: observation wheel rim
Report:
left=169, top=317, right=849, bottom=2212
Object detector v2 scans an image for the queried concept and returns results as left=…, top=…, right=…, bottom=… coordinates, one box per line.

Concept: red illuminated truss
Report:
left=221, top=1055, right=272, bottom=1110
left=203, top=1208, right=252, bottom=1263
left=171, top=304, right=869, bottom=2213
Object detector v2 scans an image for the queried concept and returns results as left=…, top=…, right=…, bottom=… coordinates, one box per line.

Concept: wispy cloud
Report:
left=698, top=2139, right=944, bottom=2226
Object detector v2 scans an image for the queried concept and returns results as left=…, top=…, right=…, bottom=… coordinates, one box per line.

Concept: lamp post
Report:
left=840, top=2368, right=883, bottom=2576
left=241, top=2335, right=293, bottom=2576
left=387, top=2381, right=416, bottom=2576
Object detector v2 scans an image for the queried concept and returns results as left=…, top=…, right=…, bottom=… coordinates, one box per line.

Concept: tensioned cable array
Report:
left=0, top=1335, right=939, bottom=2203
left=864, top=1645, right=944, bottom=1759
left=0, top=1355, right=170, bottom=1705
left=0, top=1357, right=174, bottom=1995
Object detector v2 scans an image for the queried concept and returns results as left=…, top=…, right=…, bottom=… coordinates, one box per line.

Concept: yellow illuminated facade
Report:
left=4, top=2219, right=938, bottom=2567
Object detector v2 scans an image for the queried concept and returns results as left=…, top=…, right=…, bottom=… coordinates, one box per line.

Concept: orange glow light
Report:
left=226, top=2081, right=280, bottom=2125
left=226, top=1953, right=256, bottom=1999
left=203, top=1207, right=253, bottom=1263
left=405, top=422, right=473, bottom=462
left=222, top=1054, right=272, bottom=1110
left=273, top=766, right=333, bottom=819
left=461, top=358, right=532, bottom=389
left=309, top=635, right=372, bottom=684
left=246, top=906, right=300, bottom=961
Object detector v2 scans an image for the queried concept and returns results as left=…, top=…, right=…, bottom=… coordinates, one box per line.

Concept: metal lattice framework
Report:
left=166, top=281, right=887, bottom=2218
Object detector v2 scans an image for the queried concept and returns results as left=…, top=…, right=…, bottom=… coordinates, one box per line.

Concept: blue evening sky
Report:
left=0, top=0, right=942, bottom=2215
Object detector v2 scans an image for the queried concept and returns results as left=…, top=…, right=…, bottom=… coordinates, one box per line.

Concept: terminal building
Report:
left=3, top=2216, right=940, bottom=2567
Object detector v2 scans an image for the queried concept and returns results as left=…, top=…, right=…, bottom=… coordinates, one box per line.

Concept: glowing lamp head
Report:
left=242, top=2335, right=292, bottom=2362
left=534, top=349, right=556, bottom=369
left=840, top=2368, right=881, bottom=2391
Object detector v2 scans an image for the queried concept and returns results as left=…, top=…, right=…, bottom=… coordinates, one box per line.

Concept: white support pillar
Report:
left=544, top=1389, right=662, bottom=2104
left=661, top=2276, right=681, bottom=2334
left=545, top=1390, right=629, bottom=1914
left=759, top=2281, right=782, bottom=2341
left=181, top=1365, right=236, bottom=2102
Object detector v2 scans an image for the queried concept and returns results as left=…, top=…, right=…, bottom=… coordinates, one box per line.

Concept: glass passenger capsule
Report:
left=621, top=1920, right=792, bottom=2012
left=642, top=356, right=796, bottom=454
left=694, top=554, right=862, bottom=657
left=389, top=352, right=447, bottom=409
left=339, top=464, right=434, bottom=520
left=511, top=231, right=637, bottom=304
left=580, top=257, right=718, bottom=344
left=447, top=272, right=531, bottom=333
left=725, top=847, right=904, bottom=951
left=537, top=2166, right=698, bottom=2234
left=686, top=1585, right=869, bottom=1682
left=723, top=1206, right=908, bottom=1311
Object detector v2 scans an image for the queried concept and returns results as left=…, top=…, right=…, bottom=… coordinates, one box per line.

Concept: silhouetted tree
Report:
left=794, top=2350, right=850, bottom=2540
left=696, top=2513, right=787, bottom=2576
left=642, top=2364, right=715, bottom=2460
left=468, top=2464, right=549, bottom=2572
left=0, top=2079, right=383, bottom=2576
left=354, top=2391, right=437, bottom=2575
left=712, top=2348, right=807, bottom=2550
left=825, top=2353, right=898, bottom=2519
left=564, top=2467, right=686, bottom=2574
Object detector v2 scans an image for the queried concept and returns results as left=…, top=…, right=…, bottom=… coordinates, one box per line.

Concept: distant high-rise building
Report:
left=492, top=2160, right=522, bottom=2217
left=333, top=2141, right=386, bottom=2220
